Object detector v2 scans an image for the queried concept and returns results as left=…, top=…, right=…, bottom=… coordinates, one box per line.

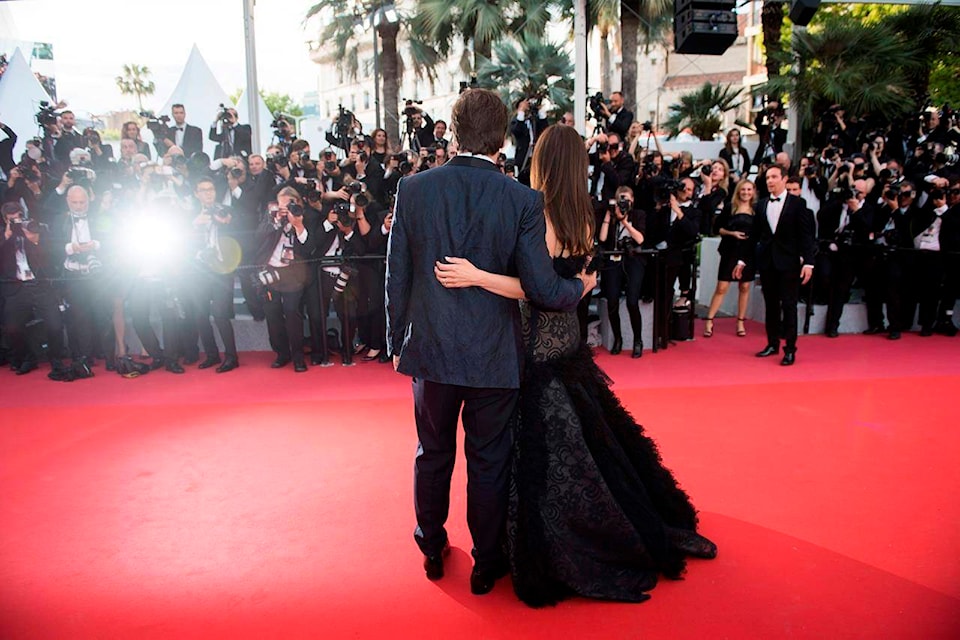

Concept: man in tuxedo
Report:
left=386, top=89, right=590, bottom=595
left=0, top=120, right=17, bottom=180
left=209, top=107, right=252, bottom=160
left=509, top=96, right=548, bottom=185
left=54, top=111, right=85, bottom=166
left=164, top=104, right=203, bottom=159
left=600, top=91, right=633, bottom=140
left=734, top=164, right=816, bottom=365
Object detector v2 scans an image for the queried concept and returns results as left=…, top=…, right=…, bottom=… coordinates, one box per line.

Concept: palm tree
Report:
left=591, top=0, right=619, bottom=97
left=305, top=1, right=438, bottom=146
left=411, top=0, right=557, bottom=75
left=762, top=17, right=923, bottom=141
left=476, top=35, right=575, bottom=117
left=115, top=64, right=155, bottom=112
left=885, top=4, right=960, bottom=105
left=663, top=83, right=743, bottom=140
left=760, top=0, right=784, bottom=96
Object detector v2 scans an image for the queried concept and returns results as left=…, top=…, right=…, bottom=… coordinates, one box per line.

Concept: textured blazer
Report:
left=386, top=156, right=583, bottom=388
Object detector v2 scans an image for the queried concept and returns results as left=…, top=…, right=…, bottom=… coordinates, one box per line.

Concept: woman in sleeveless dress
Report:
left=435, top=125, right=716, bottom=607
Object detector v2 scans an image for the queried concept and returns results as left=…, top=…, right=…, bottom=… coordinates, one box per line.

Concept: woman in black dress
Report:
left=435, top=125, right=716, bottom=607
left=703, top=179, right=757, bottom=337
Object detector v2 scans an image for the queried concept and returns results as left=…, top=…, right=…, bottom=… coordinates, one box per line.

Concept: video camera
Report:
left=35, top=101, right=60, bottom=128
left=333, top=201, right=356, bottom=227
left=402, top=99, right=423, bottom=118
left=588, top=92, right=607, bottom=121
left=458, top=77, right=479, bottom=95
left=217, top=104, right=232, bottom=124
left=140, top=110, right=172, bottom=140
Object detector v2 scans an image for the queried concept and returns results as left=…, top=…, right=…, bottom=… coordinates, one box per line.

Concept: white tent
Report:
left=160, top=44, right=233, bottom=157
left=0, top=48, right=52, bottom=159
left=234, top=88, right=273, bottom=155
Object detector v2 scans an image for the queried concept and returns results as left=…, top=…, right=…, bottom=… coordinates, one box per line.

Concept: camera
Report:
left=346, top=181, right=366, bottom=195
left=884, top=186, right=900, bottom=200
left=402, top=99, right=423, bottom=118
left=333, top=201, right=355, bottom=226
left=458, top=76, right=479, bottom=94
left=256, top=268, right=283, bottom=287
left=641, top=120, right=653, bottom=132
left=217, top=104, right=231, bottom=124
left=804, top=164, right=818, bottom=177
left=616, top=197, right=632, bottom=214
left=503, top=158, right=516, bottom=177
left=323, top=160, right=338, bottom=174
left=588, top=92, right=606, bottom=120
left=831, top=186, right=854, bottom=202
left=597, top=141, right=609, bottom=154
left=140, top=110, right=171, bottom=138
left=35, top=101, right=60, bottom=127
left=229, top=167, right=244, bottom=179
left=286, top=203, right=304, bottom=218
left=838, top=227, right=856, bottom=247
left=66, top=166, right=96, bottom=186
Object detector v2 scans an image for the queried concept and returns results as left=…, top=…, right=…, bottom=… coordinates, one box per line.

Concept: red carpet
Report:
left=2, top=323, right=959, bottom=639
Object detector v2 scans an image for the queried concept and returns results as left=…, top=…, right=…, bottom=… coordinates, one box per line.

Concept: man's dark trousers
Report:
left=412, top=379, right=519, bottom=567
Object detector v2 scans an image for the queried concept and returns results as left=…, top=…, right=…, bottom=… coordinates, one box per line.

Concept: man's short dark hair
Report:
left=61, top=110, right=74, bottom=117
left=195, top=176, right=215, bottom=189
left=786, top=176, right=801, bottom=188
left=435, top=120, right=446, bottom=128
left=172, top=103, right=185, bottom=110
left=452, top=89, right=508, bottom=156
left=291, top=139, right=310, bottom=153
left=766, top=163, right=787, bottom=179
left=610, top=92, right=623, bottom=100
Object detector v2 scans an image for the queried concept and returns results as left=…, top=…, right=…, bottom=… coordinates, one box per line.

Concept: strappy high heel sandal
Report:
left=703, top=318, right=714, bottom=338
left=736, top=318, right=747, bottom=337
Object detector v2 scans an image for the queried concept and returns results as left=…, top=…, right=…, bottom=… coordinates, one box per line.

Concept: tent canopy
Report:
left=0, top=48, right=53, bottom=159
left=160, top=44, right=232, bottom=157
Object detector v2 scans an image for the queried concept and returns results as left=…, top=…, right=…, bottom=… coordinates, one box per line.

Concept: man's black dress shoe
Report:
left=216, top=359, right=239, bottom=374
left=781, top=352, right=796, bottom=366
left=378, top=352, right=391, bottom=364
left=198, top=356, right=221, bottom=370
left=470, top=559, right=509, bottom=595
left=825, top=329, right=839, bottom=338
left=149, top=357, right=165, bottom=371
left=919, top=328, right=934, bottom=337
left=271, top=357, right=290, bottom=369
left=293, top=360, right=308, bottom=373
left=310, top=353, right=326, bottom=366
left=862, top=326, right=885, bottom=335
left=423, top=542, right=451, bottom=581
left=888, top=331, right=901, bottom=340
left=756, top=345, right=779, bottom=358
left=165, top=359, right=185, bottom=374
left=632, top=343, right=643, bottom=359
left=16, top=361, right=38, bottom=375
left=610, top=337, right=623, bottom=355
left=182, top=354, right=200, bottom=365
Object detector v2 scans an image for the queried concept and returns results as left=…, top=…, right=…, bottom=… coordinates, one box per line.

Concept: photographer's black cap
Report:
left=2, top=202, right=24, bottom=217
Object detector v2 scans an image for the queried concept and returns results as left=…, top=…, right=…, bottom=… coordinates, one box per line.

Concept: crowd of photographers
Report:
left=1, top=91, right=958, bottom=381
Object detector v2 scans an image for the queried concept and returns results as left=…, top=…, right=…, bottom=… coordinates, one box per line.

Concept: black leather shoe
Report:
left=919, top=328, right=934, bottom=337
left=825, top=329, right=839, bottom=338
left=632, top=343, right=643, bottom=359
left=150, top=357, right=165, bottom=371
left=781, top=352, right=796, bottom=366
left=378, top=352, right=391, bottom=364
left=16, top=361, right=38, bottom=376
left=423, top=542, right=451, bottom=581
left=293, top=360, right=308, bottom=373
left=165, top=359, right=185, bottom=374
left=271, top=357, right=290, bottom=369
left=470, top=559, right=509, bottom=595
left=310, top=353, right=325, bottom=366
left=862, top=325, right=885, bottom=335
left=756, top=345, right=779, bottom=358
left=47, top=360, right=74, bottom=382
left=216, top=359, right=239, bottom=374
left=72, top=358, right=95, bottom=379
left=610, top=337, right=623, bottom=355
left=936, top=322, right=958, bottom=337
left=182, top=354, right=199, bottom=365
left=198, top=356, right=221, bottom=370
left=888, top=330, right=902, bottom=340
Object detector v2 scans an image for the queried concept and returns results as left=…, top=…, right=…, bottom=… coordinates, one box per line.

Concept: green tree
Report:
left=762, top=16, right=926, bottom=143
left=115, top=64, right=155, bottom=112
left=476, top=35, right=574, bottom=118
left=884, top=4, right=960, bottom=105
left=411, top=0, right=556, bottom=75
left=761, top=1, right=784, bottom=94
left=230, top=89, right=304, bottom=117
left=306, top=1, right=438, bottom=146
left=663, top=82, right=743, bottom=141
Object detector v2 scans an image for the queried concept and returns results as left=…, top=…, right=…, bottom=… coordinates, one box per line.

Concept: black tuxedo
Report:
left=54, top=130, right=85, bottom=166
left=816, top=199, right=874, bottom=332
left=167, top=123, right=203, bottom=159
left=509, top=113, right=548, bottom=177
left=209, top=123, right=253, bottom=159
left=747, top=193, right=816, bottom=352
left=606, top=107, right=634, bottom=140
left=386, top=154, right=583, bottom=568
left=0, top=123, right=17, bottom=175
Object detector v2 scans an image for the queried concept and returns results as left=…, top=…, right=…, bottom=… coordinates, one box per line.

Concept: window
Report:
left=325, top=101, right=331, bottom=117
left=363, top=92, right=371, bottom=109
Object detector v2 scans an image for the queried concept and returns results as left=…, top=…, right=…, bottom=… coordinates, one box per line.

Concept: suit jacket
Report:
left=386, top=155, right=584, bottom=388
left=606, top=107, right=634, bottom=140
left=0, top=124, right=17, bottom=175
left=510, top=114, right=548, bottom=170
left=0, top=225, right=57, bottom=295
left=209, top=124, right=253, bottom=159
left=749, top=193, right=817, bottom=273
left=166, top=124, right=203, bottom=159
left=54, top=130, right=85, bottom=166
left=643, top=202, right=700, bottom=267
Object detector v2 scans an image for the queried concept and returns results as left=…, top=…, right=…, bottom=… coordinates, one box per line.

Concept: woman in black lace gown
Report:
left=435, top=125, right=716, bottom=607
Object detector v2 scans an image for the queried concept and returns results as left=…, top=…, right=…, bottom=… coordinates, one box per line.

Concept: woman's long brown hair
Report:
left=530, top=125, right=595, bottom=257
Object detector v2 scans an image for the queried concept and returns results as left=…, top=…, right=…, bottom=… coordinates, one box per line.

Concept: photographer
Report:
left=253, top=188, right=316, bottom=371
left=871, top=181, right=922, bottom=339
left=209, top=106, right=252, bottom=160
left=271, top=115, right=297, bottom=158
left=161, top=104, right=203, bottom=159
left=54, top=110, right=85, bottom=167
left=598, top=91, right=634, bottom=140
left=798, top=156, right=828, bottom=217
left=122, top=121, right=152, bottom=159
left=909, top=187, right=955, bottom=337
left=0, top=120, right=17, bottom=182
left=4, top=159, right=45, bottom=222
left=326, top=108, right=364, bottom=152
left=935, top=178, right=960, bottom=335
left=400, top=101, right=434, bottom=152
left=510, top=96, right=549, bottom=185
left=815, top=179, right=873, bottom=337
left=185, top=177, right=239, bottom=372
left=597, top=186, right=646, bottom=357
left=82, top=128, right=114, bottom=174
left=315, top=186, right=363, bottom=360
left=1, top=204, right=68, bottom=378
left=813, top=104, right=854, bottom=154
left=355, top=196, right=391, bottom=362
left=754, top=99, right=787, bottom=164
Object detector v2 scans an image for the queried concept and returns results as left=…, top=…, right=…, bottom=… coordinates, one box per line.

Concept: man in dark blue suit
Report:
left=735, top=164, right=817, bottom=365
left=386, top=89, right=590, bottom=595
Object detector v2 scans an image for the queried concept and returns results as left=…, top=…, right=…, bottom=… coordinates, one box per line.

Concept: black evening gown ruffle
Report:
left=507, top=257, right=705, bottom=608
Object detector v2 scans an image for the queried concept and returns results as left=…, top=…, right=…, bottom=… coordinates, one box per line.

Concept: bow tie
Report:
left=769, top=197, right=782, bottom=202
left=177, top=127, right=183, bottom=131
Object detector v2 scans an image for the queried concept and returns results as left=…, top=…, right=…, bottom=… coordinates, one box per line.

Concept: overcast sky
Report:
left=4, top=0, right=321, bottom=116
